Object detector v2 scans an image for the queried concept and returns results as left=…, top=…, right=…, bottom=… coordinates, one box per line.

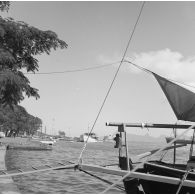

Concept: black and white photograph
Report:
left=0, top=1, right=195, bottom=194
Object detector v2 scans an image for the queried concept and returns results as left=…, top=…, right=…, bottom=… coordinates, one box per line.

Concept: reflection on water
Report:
left=5, top=141, right=189, bottom=193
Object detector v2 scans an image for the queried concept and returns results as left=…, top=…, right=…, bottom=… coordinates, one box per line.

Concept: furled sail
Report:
left=153, top=73, right=195, bottom=122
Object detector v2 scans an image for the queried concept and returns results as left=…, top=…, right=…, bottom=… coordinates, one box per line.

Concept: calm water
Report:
left=4, top=140, right=190, bottom=194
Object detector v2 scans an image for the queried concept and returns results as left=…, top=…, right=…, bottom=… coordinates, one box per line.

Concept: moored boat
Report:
left=2, top=3, right=195, bottom=194
left=39, top=140, right=54, bottom=145
left=79, top=133, right=99, bottom=142
left=105, top=122, right=195, bottom=194
left=77, top=69, right=195, bottom=194
left=32, top=136, right=55, bottom=146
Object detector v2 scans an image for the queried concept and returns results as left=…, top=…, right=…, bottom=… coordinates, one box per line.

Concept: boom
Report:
left=106, top=122, right=195, bottom=129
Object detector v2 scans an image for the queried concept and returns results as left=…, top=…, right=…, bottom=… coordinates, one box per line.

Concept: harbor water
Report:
left=4, top=140, right=189, bottom=193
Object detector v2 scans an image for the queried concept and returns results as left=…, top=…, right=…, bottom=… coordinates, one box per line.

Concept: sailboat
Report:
left=2, top=3, right=195, bottom=194
left=3, top=67, right=195, bottom=194
left=77, top=69, right=195, bottom=194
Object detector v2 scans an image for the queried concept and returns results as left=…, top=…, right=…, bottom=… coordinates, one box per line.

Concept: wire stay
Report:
left=24, top=61, right=120, bottom=75
left=77, top=1, right=146, bottom=164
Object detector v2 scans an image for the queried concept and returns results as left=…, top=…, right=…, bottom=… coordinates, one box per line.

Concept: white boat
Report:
left=79, top=133, right=99, bottom=142
left=32, top=136, right=55, bottom=146
left=39, top=140, right=54, bottom=146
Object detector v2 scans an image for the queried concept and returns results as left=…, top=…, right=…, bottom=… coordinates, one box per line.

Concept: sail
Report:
left=153, top=73, right=195, bottom=122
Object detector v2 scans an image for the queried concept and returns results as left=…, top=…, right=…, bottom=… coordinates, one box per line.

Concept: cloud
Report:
left=124, top=48, right=195, bottom=85
left=97, top=48, right=195, bottom=88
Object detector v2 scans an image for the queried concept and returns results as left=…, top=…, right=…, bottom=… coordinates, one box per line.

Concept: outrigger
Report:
left=1, top=3, right=195, bottom=193
left=77, top=122, right=195, bottom=193
left=0, top=73, right=195, bottom=194
left=76, top=68, right=195, bottom=194
left=1, top=67, right=195, bottom=194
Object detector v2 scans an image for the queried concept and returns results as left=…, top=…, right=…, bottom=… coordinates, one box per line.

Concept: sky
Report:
left=3, top=1, right=195, bottom=137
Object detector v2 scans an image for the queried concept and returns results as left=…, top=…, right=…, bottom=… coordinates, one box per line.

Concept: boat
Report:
left=2, top=3, right=195, bottom=194
left=39, top=140, right=55, bottom=146
left=79, top=133, right=99, bottom=142
left=75, top=69, right=195, bottom=194
left=4, top=68, right=195, bottom=192
left=32, top=136, right=55, bottom=146
left=105, top=122, right=195, bottom=193
left=9, top=66, right=194, bottom=192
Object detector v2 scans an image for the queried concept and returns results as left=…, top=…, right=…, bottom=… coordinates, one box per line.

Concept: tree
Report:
left=27, top=115, right=42, bottom=136
left=0, top=104, right=42, bottom=136
left=0, top=2, right=10, bottom=12
left=0, top=2, right=67, bottom=106
left=0, top=2, right=67, bottom=137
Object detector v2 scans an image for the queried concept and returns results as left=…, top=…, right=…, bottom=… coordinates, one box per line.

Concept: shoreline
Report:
left=0, top=145, right=19, bottom=194
left=0, top=137, right=31, bottom=145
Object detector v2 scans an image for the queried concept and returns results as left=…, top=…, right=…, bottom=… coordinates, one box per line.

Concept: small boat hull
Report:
left=124, top=161, right=195, bottom=194
left=39, top=140, right=54, bottom=145
left=124, top=178, right=195, bottom=194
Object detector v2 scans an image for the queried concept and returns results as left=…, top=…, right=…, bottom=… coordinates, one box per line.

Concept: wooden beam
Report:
left=0, top=164, right=76, bottom=178
left=106, top=122, right=195, bottom=129
left=80, top=163, right=195, bottom=188
left=166, top=138, right=195, bottom=145
left=132, top=144, right=186, bottom=162
left=144, top=162, right=195, bottom=175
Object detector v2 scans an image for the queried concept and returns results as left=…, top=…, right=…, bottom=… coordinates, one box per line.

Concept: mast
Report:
left=115, top=124, right=131, bottom=171
left=124, top=125, right=130, bottom=171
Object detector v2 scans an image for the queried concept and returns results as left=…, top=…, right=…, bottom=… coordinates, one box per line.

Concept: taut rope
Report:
left=77, top=1, right=146, bottom=164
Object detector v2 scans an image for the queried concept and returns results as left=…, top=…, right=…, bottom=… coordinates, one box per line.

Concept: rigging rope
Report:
left=101, top=124, right=195, bottom=194
left=24, top=61, right=120, bottom=75
left=0, top=162, right=76, bottom=178
left=77, top=1, right=146, bottom=164
left=176, top=168, right=192, bottom=194
left=124, top=60, right=195, bottom=90
left=78, top=168, right=125, bottom=192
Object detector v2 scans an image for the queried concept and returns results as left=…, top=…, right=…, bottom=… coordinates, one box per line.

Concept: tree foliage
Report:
left=0, top=105, right=42, bottom=136
left=0, top=2, right=9, bottom=12
left=0, top=2, right=67, bottom=106
left=0, top=2, right=68, bottom=136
